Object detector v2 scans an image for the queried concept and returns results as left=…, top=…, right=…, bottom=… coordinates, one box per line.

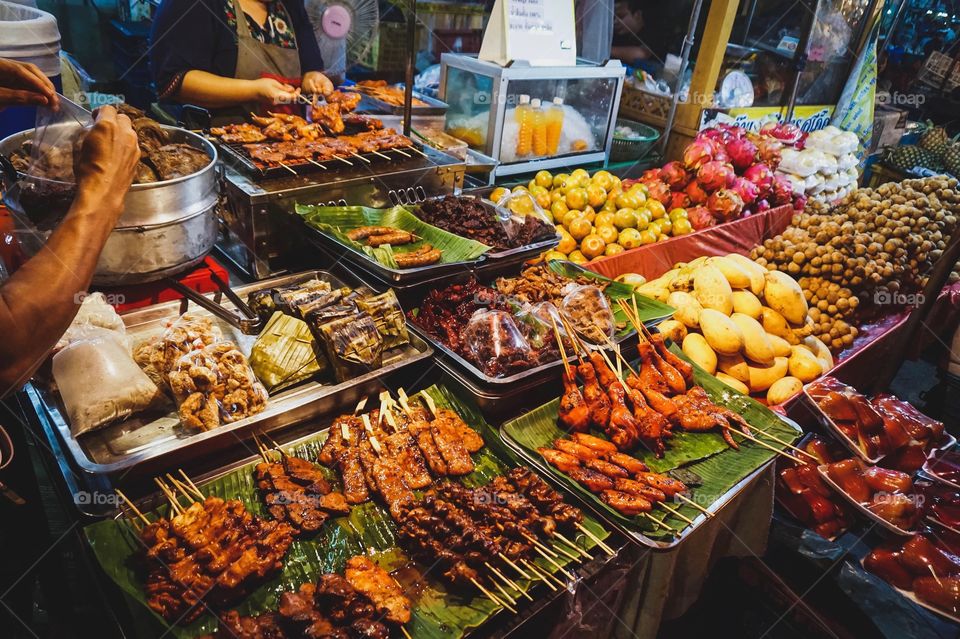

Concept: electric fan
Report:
left=305, top=0, right=379, bottom=81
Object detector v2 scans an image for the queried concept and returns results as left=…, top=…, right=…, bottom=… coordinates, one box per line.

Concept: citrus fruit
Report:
left=551, top=201, right=569, bottom=220
left=553, top=173, right=570, bottom=188
left=597, top=223, right=619, bottom=244
left=557, top=231, right=577, bottom=254
left=580, top=234, right=606, bottom=259
left=647, top=200, right=667, bottom=219
left=654, top=217, right=672, bottom=235
left=618, top=228, right=642, bottom=249
left=591, top=170, right=614, bottom=190
left=535, top=170, right=553, bottom=188
left=571, top=168, right=590, bottom=182
left=586, top=184, right=607, bottom=209
left=613, top=208, right=638, bottom=230
left=668, top=207, right=688, bottom=220
left=542, top=249, right=567, bottom=262
left=561, top=210, right=582, bottom=228
left=565, top=188, right=588, bottom=211
left=582, top=205, right=596, bottom=223
left=605, top=243, right=625, bottom=256
left=490, top=187, right=510, bottom=203
left=567, top=250, right=588, bottom=264
left=567, top=217, right=593, bottom=241
left=595, top=212, right=616, bottom=228
left=673, top=218, right=693, bottom=235
left=639, top=229, right=658, bottom=244
left=508, top=193, right=535, bottom=215
left=615, top=192, right=643, bottom=210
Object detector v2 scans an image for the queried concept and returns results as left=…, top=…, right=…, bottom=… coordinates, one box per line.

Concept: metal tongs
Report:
left=164, top=270, right=264, bottom=335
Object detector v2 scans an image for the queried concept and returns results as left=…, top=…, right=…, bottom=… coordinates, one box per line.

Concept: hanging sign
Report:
left=700, top=106, right=835, bottom=134
left=479, top=0, right=576, bottom=67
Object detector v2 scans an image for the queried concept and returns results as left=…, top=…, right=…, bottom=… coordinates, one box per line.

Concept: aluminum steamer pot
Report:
left=0, top=126, right=219, bottom=285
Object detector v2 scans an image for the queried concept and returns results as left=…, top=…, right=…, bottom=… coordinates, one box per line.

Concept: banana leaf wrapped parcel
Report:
left=314, top=315, right=384, bottom=382
left=356, top=290, right=409, bottom=349
left=249, top=312, right=326, bottom=392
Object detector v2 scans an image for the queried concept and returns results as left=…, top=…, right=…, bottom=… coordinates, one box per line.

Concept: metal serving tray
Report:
left=498, top=416, right=802, bottom=550
left=353, top=89, right=449, bottom=116
left=299, top=216, right=488, bottom=284
left=33, top=270, right=433, bottom=479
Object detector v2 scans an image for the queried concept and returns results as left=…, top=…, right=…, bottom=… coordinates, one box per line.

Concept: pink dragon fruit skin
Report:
left=660, top=161, right=691, bottom=190
left=646, top=179, right=672, bottom=204
left=697, top=161, right=736, bottom=191
left=793, top=194, right=808, bottom=211
left=640, top=168, right=661, bottom=183
left=685, top=180, right=709, bottom=205
left=743, top=163, right=775, bottom=198
left=755, top=199, right=771, bottom=213
left=756, top=137, right=783, bottom=171
left=726, top=137, right=758, bottom=172
left=687, top=206, right=716, bottom=230
left=707, top=189, right=745, bottom=221
left=760, top=122, right=804, bottom=146
left=669, top=191, right=691, bottom=211
left=730, top=176, right=760, bottom=205
left=682, top=138, right=717, bottom=171
left=771, top=173, right=795, bottom=206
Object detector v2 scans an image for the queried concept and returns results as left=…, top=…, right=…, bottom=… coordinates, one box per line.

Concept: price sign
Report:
left=479, top=0, right=576, bottom=67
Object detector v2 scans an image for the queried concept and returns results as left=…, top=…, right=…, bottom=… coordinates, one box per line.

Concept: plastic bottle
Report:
left=531, top=98, right=548, bottom=157
left=515, top=94, right=533, bottom=157
left=546, top=97, right=565, bottom=155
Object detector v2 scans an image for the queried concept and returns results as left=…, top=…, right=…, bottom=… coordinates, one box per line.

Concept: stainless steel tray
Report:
left=298, top=214, right=489, bottom=284
left=34, top=270, right=433, bottom=478
left=352, top=88, right=449, bottom=116
left=498, top=420, right=797, bottom=550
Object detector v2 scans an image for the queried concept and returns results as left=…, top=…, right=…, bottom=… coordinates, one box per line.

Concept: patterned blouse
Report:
left=224, top=0, right=297, bottom=48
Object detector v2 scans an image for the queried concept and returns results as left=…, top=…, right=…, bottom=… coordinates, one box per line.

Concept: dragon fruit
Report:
left=707, top=189, right=744, bottom=221
left=682, top=138, right=717, bottom=171
left=645, top=179, right=672, bottom=204
left=713, top=146, right=730, bottom=164
left=730, top=176, right=760, bottom=205
left=793, top=194, right=808, bottom=211
left=755, top=199, right=771, bottom=213
left=685, top=180, right=709, bottom=205
left=771, top=173, right=795, bottom=206
left=756, top=137, right=783, bottom=170
left=743, top=163, right=775, bottom=198
left=697, top=161, right=736, bottom=191
left=669, top=191, right=691, bottom=211
left=660, top=161, right=691, bottom=189
left=760, top=122, right=806, bottom=146
left=726, top=137, right=758, bottom=171
left=698, top=128, right=727, bottom=144
left=640, top=168, right=661, bottom=183
left=687, top=206, right=716, bottom=231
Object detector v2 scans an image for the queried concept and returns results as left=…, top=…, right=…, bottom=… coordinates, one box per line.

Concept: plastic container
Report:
left=530, top=98, right=547, bottom=157
left=545, top=97, right=565, bottom=155
left=0, top=1, right=61, bottom=138
left=609, top=118, right=660, bottom=163
left=514, top=94, right=532, bottom=157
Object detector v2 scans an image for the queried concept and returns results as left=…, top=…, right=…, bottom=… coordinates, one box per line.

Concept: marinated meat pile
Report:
left=414, top=196, right=555, bottom=250
left=255, top=455, right=350, bottom=536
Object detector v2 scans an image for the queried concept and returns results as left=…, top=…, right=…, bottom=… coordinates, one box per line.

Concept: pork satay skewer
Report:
left=165, top=474, right=198, bottom=504
left=276, top=161, right=298, bottom=175
left=485, top=562, right=532, bottom=601
left=307, top=158, right=328, bottom=169
left=656, top=501, right=696, bottom=526
left=332, top=154, right=353, bottom=166
left=500, top=553, right=533, bottom=580
left=576, top=522, right=615, bottom=555
left=674, top=493, right=713, bottom=517
left=350, top=152, right=372, bottom=163
left=153, top=477, right=183, bottom=514
left=469, top=576, right=514, bottom=612
left=548, top=316, right=572, bottom=379
left=726, top=427, right=805, bottom=463
left=642, top=511, right=677, bottom=534
left=522, top=559, right=564, bottom=589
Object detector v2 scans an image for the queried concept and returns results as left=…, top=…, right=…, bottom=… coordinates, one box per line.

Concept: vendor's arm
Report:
left=286, top=0, right=331, bottom=96
left=611, top=45, right=653, bottom=63
left=0, top=58, right=58, bottom=109
left=178, top=71, right=299, bottom=108
left=0, top=107, right=140, bottom=396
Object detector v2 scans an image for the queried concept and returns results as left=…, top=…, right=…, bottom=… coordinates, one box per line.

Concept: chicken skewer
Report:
left=550, top=317, right=590, bottom=433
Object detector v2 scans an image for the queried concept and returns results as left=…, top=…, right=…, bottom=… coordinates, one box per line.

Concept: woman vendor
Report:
left=150, top=0, right=334, bottom=123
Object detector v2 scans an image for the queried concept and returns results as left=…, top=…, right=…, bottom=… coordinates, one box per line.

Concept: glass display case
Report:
left=439, top=54, right=626, bottom=178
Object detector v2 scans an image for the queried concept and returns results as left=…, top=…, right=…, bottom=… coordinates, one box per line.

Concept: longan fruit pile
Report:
left=800, top=276, right=859, bottom=351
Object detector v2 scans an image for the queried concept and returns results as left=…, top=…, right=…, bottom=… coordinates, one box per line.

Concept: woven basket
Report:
left=610, top=118, right=660, bottom=163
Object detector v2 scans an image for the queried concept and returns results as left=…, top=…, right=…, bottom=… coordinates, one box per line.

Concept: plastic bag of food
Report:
left=53, top=332, right=164, bottom=436
left=523, top=301, right=577, bottom=351
left=168, top=341, right=269, bottom=431
left=133, top=313, right=223, bottom=389
left=492, top=190, right=556, bottom=247
left=314, top=315, right=384, bottom=382
left=57, top=292, right=128, bottom=352
left=356, top=290, right=410, bottom=349
left=464, top=309, right=533, bottom=377
left=560, top=285, right=615, bottom=344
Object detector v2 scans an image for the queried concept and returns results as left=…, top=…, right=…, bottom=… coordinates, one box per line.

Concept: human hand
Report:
left=250, top=77, right=300, bottom=105
left=75, top=106, right=141, bottom=216
left=301, top=71, right=334, bottom=98
left=0, top=58, right=58, bottom=109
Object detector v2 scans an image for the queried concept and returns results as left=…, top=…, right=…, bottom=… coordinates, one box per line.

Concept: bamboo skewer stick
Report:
left=522, top=559, right=564, bottom=589
left=350, top=152, right=372, bottom=163
left=371, top=150, right=392, bottom=160
left=393, top=147, right=412, bottom=158
left=277, top=161, right=298, bottom=175
left=553, top=532, right=592, bottom=560
left=728, top=427, right=805, bottom=464
left=486, top=562, right=532, bottom=601
left=489, top=574, right=517, bottom=606
left=307, top=158, right=328, bottom=170
left=547, top=540, right=580, bottom=562
left=576, top=523, right=615, bottom=555
left=520, top=532, right=558, bottom=558
left=154, top=478, right=183, bottom=515
left=643, top=512, right=676, bottom=534
left=549, top=316, right=572, bottom=378
left=530, top=545, right=575, bottom=580
left=177, top=470, right=205, bottom=501
left=499, top=553, right=532, bottom=580
left=333, top=155, right=353, bottom=166
left=263, top=432, right=287, bottom=456
left=407, top=146, right=428, bottom=157
left=657, top=501, right=696, bottom=526
left=252, top=434, right=271, bottom=462
left=928, top=516, right=960, bottom=536
left=115, top=490, right=150, bottom=526
left=166, top=474, right=197, bottom=503
left=675, top=493, right=713, bottom=518
left=470, top=577, right=515, bottom=612
left=400, top=627, right=414, bottom=639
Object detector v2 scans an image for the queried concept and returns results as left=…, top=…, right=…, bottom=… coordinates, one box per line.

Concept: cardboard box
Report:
left=870, top=105, right=909, bottom=152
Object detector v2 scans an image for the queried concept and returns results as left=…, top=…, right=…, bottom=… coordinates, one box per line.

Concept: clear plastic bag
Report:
left=28, top=98, right=94, bottom=183
left=524, top=301, right=576, bottom=352
left=560, top=285, right=615, bottom=344
left=168, top=341, right=269, bottom=431
left=57, top=292, right=128, bottom=352
left=132, top=313, right=224, bottom=389
left=464, top=309, right=533, bottom=377
left=492, top=190, right=556, bottom=247
left=52, top=333, right=163, bottom=436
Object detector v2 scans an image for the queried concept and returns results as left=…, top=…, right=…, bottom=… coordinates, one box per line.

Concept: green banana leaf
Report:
left=500, top=346, right=801, bottom=539
left=84, top=384, right=610, bottom=638
left=296, top=204, right=491, bottom=269
left=545, top=260, right=674, bottom=333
